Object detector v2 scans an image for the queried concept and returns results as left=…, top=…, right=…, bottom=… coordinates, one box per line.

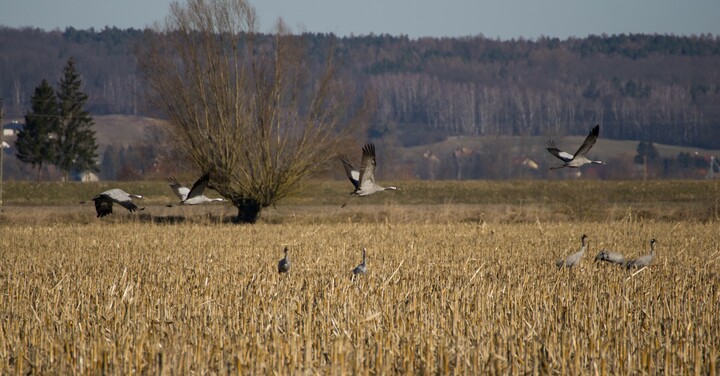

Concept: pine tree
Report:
left=15, top=79, right=58, bottom=180
left=54, top=58, right=98, bottom=181
left=634, top=141, right=659, bottom=164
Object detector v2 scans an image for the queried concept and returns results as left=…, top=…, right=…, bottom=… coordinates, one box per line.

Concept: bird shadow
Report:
left=135, top=213, right=239, bottom=225
left=136, top=213, right=187, bottom=224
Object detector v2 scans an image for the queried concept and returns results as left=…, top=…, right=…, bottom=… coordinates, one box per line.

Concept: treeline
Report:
left=0, top=26, right=144, bottom=115
left=344, top=33, right=720, bottom=148
left=1, top=27, right=720, bottom=148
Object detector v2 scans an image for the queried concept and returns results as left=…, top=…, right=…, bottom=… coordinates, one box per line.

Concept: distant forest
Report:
left=1, top=26, right=720, bottom=149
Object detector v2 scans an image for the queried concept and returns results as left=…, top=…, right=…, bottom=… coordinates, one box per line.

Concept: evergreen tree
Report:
left=634, top=141, right=659, bottom=164
left=15, top=79, right=58, bottom=180
left=54, top=58, right=98, bottom=180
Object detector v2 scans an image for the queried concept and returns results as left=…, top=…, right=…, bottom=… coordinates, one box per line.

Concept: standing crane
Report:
left=340, top=143, right=398, bottom=207
left=352, top=248, right=368, bottom=275
left=594, top=250, right=627, bottom=265
left=626, top=239, right=657, bottom=269
left=167, top=173, right=225, bottom=206
left=278, top=247, right=291, bottom=274
left=556, top=234, right=588, bottom=268
left=87, top=189, right=145, bottom=218
left=546, top=124, right=605, bottom=169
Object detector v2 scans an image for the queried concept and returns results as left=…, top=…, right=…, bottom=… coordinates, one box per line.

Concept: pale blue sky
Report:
left=0, top=0, right=718, bottom=40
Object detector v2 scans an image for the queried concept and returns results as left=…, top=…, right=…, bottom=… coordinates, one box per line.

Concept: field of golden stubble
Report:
left=1, top=218, right=718, bottom=374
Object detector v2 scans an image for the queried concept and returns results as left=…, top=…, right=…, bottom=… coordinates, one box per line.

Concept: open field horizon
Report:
left=1, top=179, right=719, bottom=224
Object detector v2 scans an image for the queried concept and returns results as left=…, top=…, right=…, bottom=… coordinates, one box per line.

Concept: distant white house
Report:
left=2, top=121, right=23, bottom=136
left=71, top=171, right=100, bottom=182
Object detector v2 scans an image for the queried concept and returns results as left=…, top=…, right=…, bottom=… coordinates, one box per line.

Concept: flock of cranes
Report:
left=557, top=234, right=658, bottom=270
left=87, top=139, right=402, bottom=217
left=277, top=234, right=657, bottom=278
left=88, top=124, right=606, bottom=216
left=87, top=172, right=225, bottom=218
left=85, top=124, right=658, bottom=274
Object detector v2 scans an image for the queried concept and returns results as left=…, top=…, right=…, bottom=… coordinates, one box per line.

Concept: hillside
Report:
left=4, top=114, right=718, bottom=181
left=93, top=115, right=166, bottom=153
left=94, top=116, right=720, bottom=181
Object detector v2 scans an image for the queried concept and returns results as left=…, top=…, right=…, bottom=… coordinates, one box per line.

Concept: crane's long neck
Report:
left=362, top=249, right=366, bottom=265
left=649, top=241, right=655, bottom=255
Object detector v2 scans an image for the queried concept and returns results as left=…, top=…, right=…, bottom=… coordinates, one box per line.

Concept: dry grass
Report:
left=3, top=179, right=720, bottom=224
left=1, top=216, right=718, bottom=374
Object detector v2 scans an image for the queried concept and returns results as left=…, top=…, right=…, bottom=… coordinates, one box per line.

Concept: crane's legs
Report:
left=341, top=196, right=358, bottom=208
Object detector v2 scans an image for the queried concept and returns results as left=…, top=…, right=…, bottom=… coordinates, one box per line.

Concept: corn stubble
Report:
left=1, top=220, right=718, bottom=374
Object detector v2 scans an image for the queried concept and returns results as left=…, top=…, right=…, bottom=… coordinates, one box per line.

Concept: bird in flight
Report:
left=546, top=124, right=605, bottom=169
left=340, top=143, right=398, bottom=207
left=87, top=188, right=145, bottom=218
left=167, top=173, right=225, bottom=206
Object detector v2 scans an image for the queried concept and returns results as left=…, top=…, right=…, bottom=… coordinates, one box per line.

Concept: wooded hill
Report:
left=1, top=27, right=719, bottom=150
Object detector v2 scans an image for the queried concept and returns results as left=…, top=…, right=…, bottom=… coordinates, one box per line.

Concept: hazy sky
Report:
left=0, top=0, right=718, bottom=40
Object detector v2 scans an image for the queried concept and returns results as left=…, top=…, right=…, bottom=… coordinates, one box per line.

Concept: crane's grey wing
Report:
left=102, top=188, right=129, bottom=200
left=635, top=254, right=654, bottom=267
left=340, top=155, right=360, bottom=190
left=167, top=177, right=189, bottom=200
left=186, top=173, right=210, bottom=200
left=546, top=141, right=574, bottom=162
left=117, top=199, right=140, bottom=213
left=358, top=143, right=377, bottom=190
left=352, top=263, right=367, bottom=275
left=565, top=249, right=583, bottom=267
left=595, top=250, right=626, bottom=264
left=93, top=194, right=114, bottom=218
left=572, top=124, right=600, bottom=157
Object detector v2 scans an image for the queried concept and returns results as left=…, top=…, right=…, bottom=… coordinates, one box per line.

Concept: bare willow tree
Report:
left=137, top=0, right=363, bottom=223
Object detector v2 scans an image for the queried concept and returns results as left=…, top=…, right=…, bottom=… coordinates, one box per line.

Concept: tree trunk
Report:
left=232, top=197, right=262, bottom=224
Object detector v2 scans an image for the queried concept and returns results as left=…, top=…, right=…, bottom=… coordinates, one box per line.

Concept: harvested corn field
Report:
left=1, top=217, right=718, bottom=374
